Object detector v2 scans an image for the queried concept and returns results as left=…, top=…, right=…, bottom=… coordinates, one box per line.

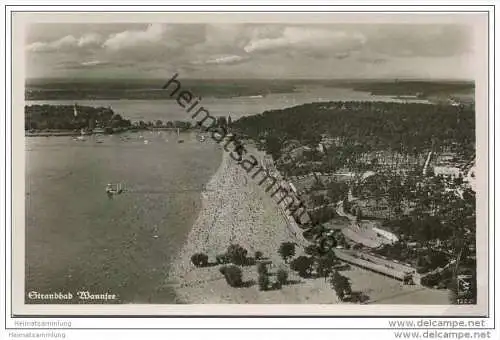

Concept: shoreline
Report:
left=165, top=145, right=308, bottom=303
left=165, top=142, right=451, bottom=305
left=25, top=128, right=197, bottom=137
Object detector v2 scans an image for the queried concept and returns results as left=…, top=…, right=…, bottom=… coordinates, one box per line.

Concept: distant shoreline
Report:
left=25, top=78, right=474, bottom=102
left=26, top=131, right=84, bottom=137
left=25, top=130, right=131, bottom=137
left=25, top=127, right=197, bottom=137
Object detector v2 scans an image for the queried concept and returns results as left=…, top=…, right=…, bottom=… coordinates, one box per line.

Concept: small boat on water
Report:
left=198, top=135, right=206, bottom=142
left=73, top=128, right=87, bottom=141
left=93, top=128, right=106, bottom=134
left=106, top=183, right=124, bottom=198
left=177, top=128, right=184, bottom=143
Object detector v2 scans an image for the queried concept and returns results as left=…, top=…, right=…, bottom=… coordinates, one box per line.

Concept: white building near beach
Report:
left=372, top=227, right=399, bottom=243
left=433, top=166, right=461, bottom=178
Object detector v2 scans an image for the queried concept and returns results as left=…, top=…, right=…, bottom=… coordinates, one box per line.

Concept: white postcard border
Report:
left=4, top=4, right=495, bottom=324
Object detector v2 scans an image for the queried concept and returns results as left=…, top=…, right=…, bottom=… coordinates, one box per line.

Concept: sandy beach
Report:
left=166, top=144, right=311, bottom=303
left=166, top=143, right=450, bottom=305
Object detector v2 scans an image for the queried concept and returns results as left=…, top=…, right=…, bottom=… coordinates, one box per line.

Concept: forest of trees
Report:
left=232, top=101, right=475, bottom=162
left=25, top=104, right=132, bottom=131
left=233, top=100, right=476, bottom=301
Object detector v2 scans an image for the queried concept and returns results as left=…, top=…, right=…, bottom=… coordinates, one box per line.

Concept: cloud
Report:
left=244, top=27, right=366, bottom=54
left=80, top=60, right=107, bottom=66
left=27, top=35, right=76, bottom=52
left=26, top=41, right=51, bottom=53
left=55, top=60, right=135, bottom=71
left=25, top=23, right=473, bottom=80
left=77, top=33, right=102, bottom=47
left=51, top=35, right=78, bottom=49
left=101, top=24, right=169, bottom=51
left=203, top=55, right=250, bottom=65
left=26, top=33, right=103, bottom=52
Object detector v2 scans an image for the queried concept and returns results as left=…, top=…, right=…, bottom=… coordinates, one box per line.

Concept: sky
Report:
left=25, top=23, right=475, bottom=80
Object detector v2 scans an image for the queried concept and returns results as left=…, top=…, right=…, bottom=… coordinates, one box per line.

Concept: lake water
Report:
left=26, top=131, right=222, bottom=303
left=26, top=86, right=431, bottom=123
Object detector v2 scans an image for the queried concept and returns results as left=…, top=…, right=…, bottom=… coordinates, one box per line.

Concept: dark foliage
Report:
left=232, top=101, right=475, bottom=163
left=304, top=245, right=321, bottom=257
left=216, top=254, right=231, bottom=265
left=276, top=268, right=289, bottom=286
left=290, top=256, right=314, bottom=278
left=257, top=262, right=269, bottom=276
left=316, top=251, right=339, bottom=280
left=326, top=182, right=350, bottom=203
left=278, top=242, right=296, bottom=263
left=219, top=265, right=244, bottom=288
left=330, top=271, right=352, bottom=301
left=227, top=244, right=249, bottom=266
left=191, top=253, right=209, bottom=267
left=309, top=206, right=337, bottom=225
left=258, top=272, right=270, bottom=291
left=25, top=104, right=131, bottom=131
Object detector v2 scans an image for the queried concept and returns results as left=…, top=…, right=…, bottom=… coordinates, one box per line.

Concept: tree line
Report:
left=25, top=104, right=131, bottom=130
left=232, top=101, right=475, bottom=162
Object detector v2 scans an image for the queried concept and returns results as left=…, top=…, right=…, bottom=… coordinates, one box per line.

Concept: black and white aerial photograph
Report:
left=18, top=12, right=488, bottom=315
